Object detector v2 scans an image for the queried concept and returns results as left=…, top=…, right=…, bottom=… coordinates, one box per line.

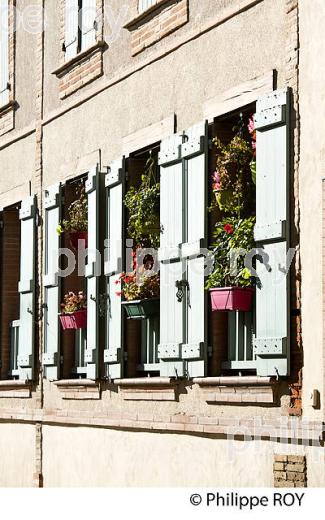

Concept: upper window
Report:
left=0, top=0, right=9, bottom=106
left=138, top=0, right=158, bottom=13
left=64, top=0, right=97, bottom=61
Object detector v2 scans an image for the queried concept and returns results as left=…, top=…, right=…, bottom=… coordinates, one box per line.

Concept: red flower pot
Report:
left=210, top=287, right=254, bottom=312
left=69, top=231, right=88, bottom=251
left=59, top=309, right=87, bottom=330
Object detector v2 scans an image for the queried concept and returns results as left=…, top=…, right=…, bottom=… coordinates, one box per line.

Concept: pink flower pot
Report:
left=209, top=287, right=254, bottom=312
left=60, top=309, right=87, bottom=330
left=69, top=231, right=88, bottom=251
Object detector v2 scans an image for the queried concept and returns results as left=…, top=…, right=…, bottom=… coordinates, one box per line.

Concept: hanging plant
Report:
left=212, top=133, right=255, bottom=216
left=124, top=154, right=160, bottom=249
left=57, top=182, right=88, bottom=235
left=59, top=291, right=87, bottom=330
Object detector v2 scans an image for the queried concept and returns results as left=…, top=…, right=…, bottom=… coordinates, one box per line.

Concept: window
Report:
left=0, top=198, right=36, bottom=381
left=64, top=0, right=97, bottom=61
left=138, top=0, right=158, bottom=13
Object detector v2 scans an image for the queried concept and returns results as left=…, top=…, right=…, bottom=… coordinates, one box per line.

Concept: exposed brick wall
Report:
left=127, top=0, right=189, bottom=56
left=57, top=47, right=103, bottom=99
left=285, top=0, right=303, bottom=412
left=0, top=106, right=14, bottom=137
left=274, top=455, right=307, bottom=488
left=0, top=208, right=21, bottom=380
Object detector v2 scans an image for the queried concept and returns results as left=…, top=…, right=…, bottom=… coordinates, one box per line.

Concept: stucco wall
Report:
left=0, top=423, right=35, bottom=487
left=299, top=0, right=325, bottom=419
left=41, top=424, right=324, bottom=487
left=42, top=0, right=288, bottom=185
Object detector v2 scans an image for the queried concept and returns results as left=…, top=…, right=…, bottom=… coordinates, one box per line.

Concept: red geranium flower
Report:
left=224, top=223, right=234, bottom=234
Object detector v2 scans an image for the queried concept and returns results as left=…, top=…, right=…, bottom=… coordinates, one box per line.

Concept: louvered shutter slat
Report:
left=42, top=184, right=62, bottom=380
left=81, top=0, right=96, bottom=51
left=17, top=196, right=36, bottom=380
left=65, top=0, right=79, bottom=61
left=104, top=158, right=125, bottom=379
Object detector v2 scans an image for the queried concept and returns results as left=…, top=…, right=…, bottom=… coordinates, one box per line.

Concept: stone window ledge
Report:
left=52, top=41, right=106, bottom=77
left=0, top=101, right=16, bottom=137
left=124, top=0, right=189, bottom=56
left=52, top=41, right=106, bottom=99
left=124, top=0, right=174, bottom=30
left=193, top=377, right=276, bottom=404
left=193, top=376, right=275, bottom=386
left=53, top=379, right=101, bottom=400
left=115, top=377, right=178, bottom=401
left=0, top=379, right=32, bottom=398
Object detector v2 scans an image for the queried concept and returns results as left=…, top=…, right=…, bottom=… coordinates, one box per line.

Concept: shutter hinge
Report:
left=123, top=352, right=128, bottom=361
left=62, top=42, right=66, bottom=52
left=208, top=138, right=214, bottom=150
left=0, top=220, right=4, bottom=229
left=207, top=345, right=213, bottom=357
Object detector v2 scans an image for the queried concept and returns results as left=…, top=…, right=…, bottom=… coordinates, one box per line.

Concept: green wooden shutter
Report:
left=0, top=0, right=9, bottom=106
left=181, top=122, right=208, bottom=377
left=43, top=184, right=62, bottom=381
left=104, top=158, right=125, bottom=379
left=158, top=133, right=186, bottom=377
left=17, top=196, right=36, bottom=380
left=85, top=166, right=103, bottom=379
left=253, top=88, right=290, bottom=376
left=81, top=0, right=96, bottom=51
left=65, top=0, right=79, bottom=61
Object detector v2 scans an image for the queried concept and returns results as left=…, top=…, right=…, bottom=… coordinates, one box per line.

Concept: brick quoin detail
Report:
left=126, top=0, right=189, bottom=56
left=274, top=455, right=307, bottom=488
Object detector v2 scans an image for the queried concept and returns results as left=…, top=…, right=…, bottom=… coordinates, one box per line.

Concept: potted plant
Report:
left=124, top=154, right=160, bottom=249
left=211, top=123, right=255, bottom=216
left=208, top=115, right=257, bottom=312
left=59, top=291, right=87, bottom=330
left=207, top=217, right=256, bottom=311
left=57, top=182, right=88, bottom=250
left=116, top=253, right=160, bottom=319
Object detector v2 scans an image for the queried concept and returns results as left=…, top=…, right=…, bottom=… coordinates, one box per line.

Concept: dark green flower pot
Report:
left=122, top=298, right=160, bottom=320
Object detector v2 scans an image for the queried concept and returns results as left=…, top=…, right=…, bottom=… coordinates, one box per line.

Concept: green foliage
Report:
left=124, top=154, right=160, bottom=249
left=212, top=135, right=255, bottom=216
left=57, top=183, right=88, bottom=234
left=206, top=216, right=256, bottom=289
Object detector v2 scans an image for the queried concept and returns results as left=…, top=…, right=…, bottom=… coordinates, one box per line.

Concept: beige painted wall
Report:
left=0, top=423, right=35, bottom=487
left=299, top=0, right=325, bottom=419
left=42, top=0, right=288, bottom=185
left=42, top=424, right=324, bottom=487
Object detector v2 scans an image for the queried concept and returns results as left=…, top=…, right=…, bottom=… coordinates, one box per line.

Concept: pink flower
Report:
left=224, top=223, right=234, bottom=235
left=248, top=117, right=255, bottom=134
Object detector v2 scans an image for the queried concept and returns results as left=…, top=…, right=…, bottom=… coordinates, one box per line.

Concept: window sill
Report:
left=0, top=379, right=32, bottom=398
left=114, top=377, right=178, bottom=401
left=53, top=379, right=101, bottom=400
left=124, top=0, right=189, bottom=56
left=124, top=0, right=174, bottom=30
left=0, top=100, right=16, bottom=137
left=193, top=376, right=276, bottom=404
left=52, top=41, right=106, bottom=100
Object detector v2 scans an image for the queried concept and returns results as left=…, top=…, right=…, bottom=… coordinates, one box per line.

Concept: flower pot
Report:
left=122, top=298, right=160, bottom=320
left=69, top=231, right=88, bottom=251
left=60, top=309, right=87, bottom=330
left=210, top=287, right=254, bottom=312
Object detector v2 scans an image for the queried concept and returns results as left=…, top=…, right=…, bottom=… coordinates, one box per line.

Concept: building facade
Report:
left=0, top=0, right=324, bottom=487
